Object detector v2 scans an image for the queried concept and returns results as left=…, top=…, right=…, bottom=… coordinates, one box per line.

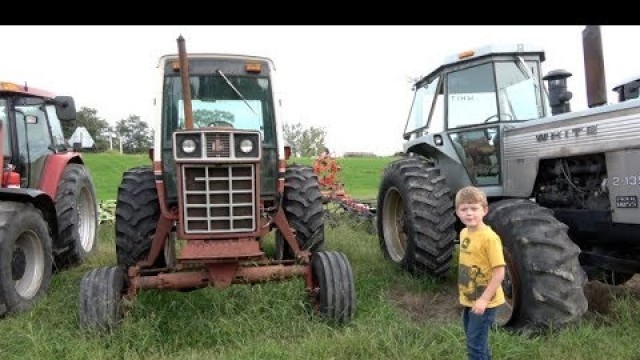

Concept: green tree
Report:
left=193, top=109, right=235, bottom=128
left=115, top=115, right=152, bottom=153
left=283, top=122, right=326, bottom=157
left=62, top=107, right=109, bottom=151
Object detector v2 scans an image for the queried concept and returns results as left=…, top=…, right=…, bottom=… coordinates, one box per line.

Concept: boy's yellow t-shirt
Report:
left=457, top=224, right=506, bottom=308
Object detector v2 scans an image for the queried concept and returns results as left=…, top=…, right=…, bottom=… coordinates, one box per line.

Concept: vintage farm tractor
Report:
left=78, top=37, right=356, bottom=331
left=377, top=26, right=640, bottom=332
left=0, top=82, right=98, bottom=316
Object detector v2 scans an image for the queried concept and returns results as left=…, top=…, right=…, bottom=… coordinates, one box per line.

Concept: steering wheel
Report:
left=483, top=113, right=513, bottom=123
left=208, top=120, right=234, bottom=128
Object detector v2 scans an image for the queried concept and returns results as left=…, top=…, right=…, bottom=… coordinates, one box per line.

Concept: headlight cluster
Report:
left=174, top=131, right=261, bottom=160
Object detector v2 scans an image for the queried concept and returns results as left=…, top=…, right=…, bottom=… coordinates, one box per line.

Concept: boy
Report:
left=455, top=186, right=505, bottom=360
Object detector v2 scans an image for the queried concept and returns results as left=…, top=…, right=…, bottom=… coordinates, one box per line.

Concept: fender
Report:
left=37, top=153, right=84, bottom=198
left=0, top=188, right=58, bottom=243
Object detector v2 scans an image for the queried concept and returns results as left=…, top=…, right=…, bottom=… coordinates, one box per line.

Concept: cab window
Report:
left=405, top=75, right=444, bottom=135
left=0, top=99, right=8, bottom=158
left=447, top=63, right=498, bottom=128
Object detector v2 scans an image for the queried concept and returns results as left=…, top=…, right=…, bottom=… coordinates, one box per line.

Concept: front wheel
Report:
left=485, top=199, right=588, bottom=331
left=78, top=266, right=126, bottom=332
left=0, top=202, right=53, bottom=316
left=310, top=251, right=356, bottom=324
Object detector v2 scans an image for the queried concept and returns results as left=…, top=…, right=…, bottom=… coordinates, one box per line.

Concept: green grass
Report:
left=3, top=222, right=640, bottom=359
left=81, top=152, right=151, bottom=201
left=2, top=153, right=640, bottom=359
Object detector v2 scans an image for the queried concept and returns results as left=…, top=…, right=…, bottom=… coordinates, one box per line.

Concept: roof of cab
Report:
left=157, top=53, right=276, bottom=70
left=417, top=43, right=546, bottom=87
left=0, top=82, right=56, bottom=99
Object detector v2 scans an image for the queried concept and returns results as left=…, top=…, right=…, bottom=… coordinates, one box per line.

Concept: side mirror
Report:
left=54, top=96, right=76, bottom=121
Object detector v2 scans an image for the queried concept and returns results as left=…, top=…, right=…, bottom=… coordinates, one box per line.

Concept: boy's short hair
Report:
left=455, top=186, right=488, bottom=209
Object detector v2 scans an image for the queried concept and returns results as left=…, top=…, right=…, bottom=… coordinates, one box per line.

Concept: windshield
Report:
left=446, top=59, right=545, bottom=129
left=162, top=74, right=275, bottom=146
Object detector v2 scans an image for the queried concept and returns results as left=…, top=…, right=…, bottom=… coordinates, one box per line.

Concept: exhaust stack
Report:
left=582, top=25, right=607, bottom=108
left=177, top=35, right=194, bottom=129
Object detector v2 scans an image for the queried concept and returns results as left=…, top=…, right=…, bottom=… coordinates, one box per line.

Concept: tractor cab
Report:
left=0, top=82, right=76, bottom=188
left=154, top=54, right=281, bottom=215
left=402, top=44, right=549, bottom=190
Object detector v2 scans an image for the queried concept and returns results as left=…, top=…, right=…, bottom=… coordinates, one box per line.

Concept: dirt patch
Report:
left=388, top=281, right=461, bottom=324
left=584, top=275, right=640, bottom=317
left=389, top=275, right=640, bottom=324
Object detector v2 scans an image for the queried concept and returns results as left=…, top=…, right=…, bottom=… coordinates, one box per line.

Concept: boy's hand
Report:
left=472, top=299, right=489, bottom=315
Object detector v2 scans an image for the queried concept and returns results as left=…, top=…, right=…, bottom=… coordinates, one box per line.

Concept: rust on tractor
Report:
left=178, top=239, right=263, bottom=261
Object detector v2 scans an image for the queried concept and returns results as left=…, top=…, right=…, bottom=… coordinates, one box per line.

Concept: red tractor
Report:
left=77, top=37, right=356, bottom=331
left=0, top=82, right=98, bottom=316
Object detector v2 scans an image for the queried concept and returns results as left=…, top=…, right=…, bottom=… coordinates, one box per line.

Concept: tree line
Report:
left=69, top=107, right=327, bottom=156
left=63, top=107, right=152, bottom=153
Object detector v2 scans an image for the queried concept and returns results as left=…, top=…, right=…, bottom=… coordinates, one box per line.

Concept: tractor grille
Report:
left=205, top=132, right=231, bottom=158
left=181, top=164, right=256, bottom=234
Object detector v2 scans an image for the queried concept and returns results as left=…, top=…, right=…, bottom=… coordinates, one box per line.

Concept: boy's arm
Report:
left=471, top=265, right=505, bottom=315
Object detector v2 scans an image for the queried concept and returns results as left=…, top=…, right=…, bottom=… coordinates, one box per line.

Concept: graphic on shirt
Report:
left=461, top=236, right=470, bottom=250
left=458, top=264, right=488, bottom=302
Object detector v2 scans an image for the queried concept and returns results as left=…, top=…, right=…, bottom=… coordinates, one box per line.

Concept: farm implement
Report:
left=312, top=153, right=377, bottom=234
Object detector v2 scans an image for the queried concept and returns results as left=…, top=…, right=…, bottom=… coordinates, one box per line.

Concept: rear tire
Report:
left=78, top=266, right=126, bottom=332
left=0, top=202, right=53, bottom=316
left=310, top=251, right=356, bottom=324
left=276, top=164, right=325, bottom=260
left=485, top=199, right=588, bottom=331
left=115, top=166, right=165, bottom=270
left=54, top=163, right=98, bottom=267
left=376, top=156, right=456, bottom=278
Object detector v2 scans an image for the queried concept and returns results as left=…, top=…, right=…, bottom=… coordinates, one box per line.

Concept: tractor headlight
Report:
left=239, top=139, right=254, bottom=153
left=234, top=133, right=260, bottom=159
left=175, top=133, right=202, bottom=159
left=182, top=139, right=197, bottom=154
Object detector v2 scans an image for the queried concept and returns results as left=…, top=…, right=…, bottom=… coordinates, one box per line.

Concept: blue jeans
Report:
left=462, top=306, right=497, bottom=360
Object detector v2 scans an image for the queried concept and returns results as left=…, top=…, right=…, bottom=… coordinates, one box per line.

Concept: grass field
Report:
left=81, top=152, right=151, bottom=201
left=2, top=153, right=640, bottom=359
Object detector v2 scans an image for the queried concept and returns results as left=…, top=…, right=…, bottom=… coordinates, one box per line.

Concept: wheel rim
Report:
left=382, top=187, right=407, bottom=262
left=12, top=230, right=45, bottom=299
left=77, top=186, right=97, bottom=252
left=496, top=250, right=519, bottom=327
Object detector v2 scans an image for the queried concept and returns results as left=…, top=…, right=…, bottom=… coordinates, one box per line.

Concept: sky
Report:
left=1, top=25, right=639, bottom=156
